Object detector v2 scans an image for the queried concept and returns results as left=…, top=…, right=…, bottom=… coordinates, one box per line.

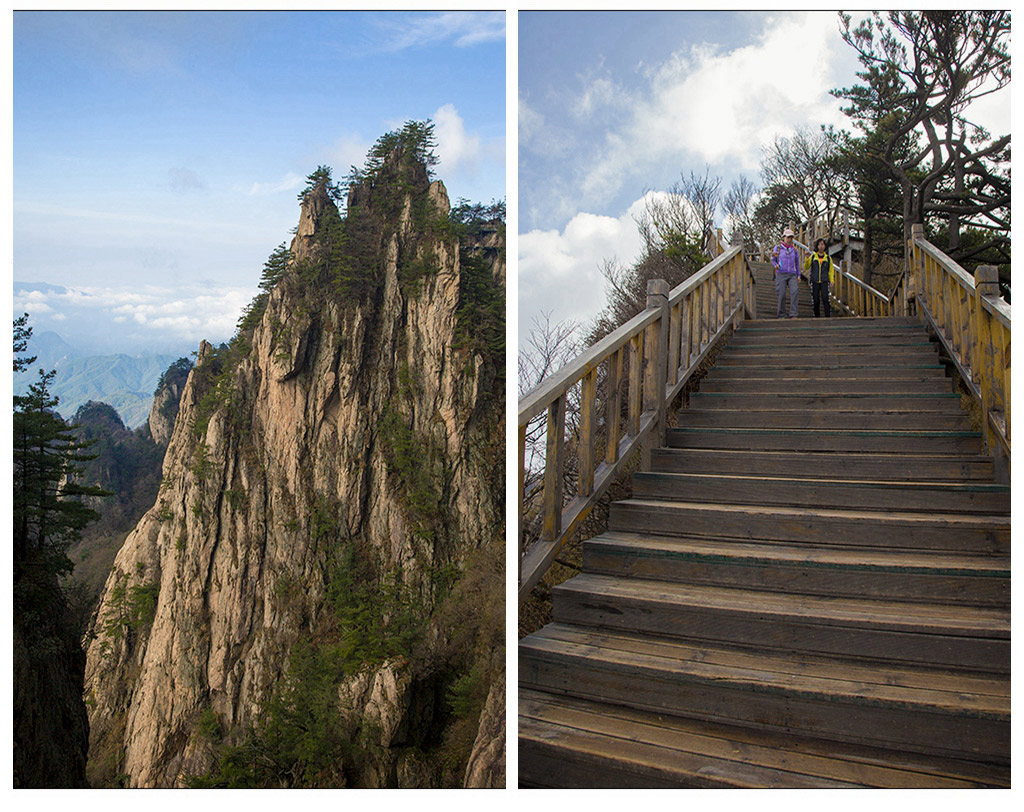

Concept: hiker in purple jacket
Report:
left=772, top=228, right=801, bottom=318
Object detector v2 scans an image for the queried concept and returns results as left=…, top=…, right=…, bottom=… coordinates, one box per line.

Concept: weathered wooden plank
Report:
left=521, top=634, right=1009, bottom=761
left=679, top=408, right=970, bottom=430
left=604, top=347, right=623, bottom=465
left=709, top=366, right=947, bottom=380
left=540, top=394, right=566, bottom=542
left=687, top=392, right=964, bottom=412
left=550, top=575, right=1010, bottom=673
left=521, top=689, right=1008, bottom=787
left=650, top=447, right=995, bottom=481
left=627, top=332, right=642, bottom=437
left=608, top=498, right=1009, bottom=553
left=699, top=378, right=954, bottom=394
left=583, top=533, right=1009, bottom=607
left=577, top=368, right=597, bottom=498
left=666, top=427, right=982, bottom=454
left=629, top=469, right=1009, bottom=513
left=531, top=625, right=1010, bottom=697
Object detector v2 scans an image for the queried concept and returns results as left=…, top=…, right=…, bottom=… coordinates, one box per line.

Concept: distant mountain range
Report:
left=14, top=331, right=184, bottom=428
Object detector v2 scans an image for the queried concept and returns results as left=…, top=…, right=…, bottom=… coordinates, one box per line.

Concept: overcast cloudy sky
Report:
left=13, top=10, right=505, bottom=356
left=517, top=10, right=1011, bottom=344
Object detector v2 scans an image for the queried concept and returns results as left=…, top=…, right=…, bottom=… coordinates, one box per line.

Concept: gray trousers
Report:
left=776, top=273, right=799, bottom=318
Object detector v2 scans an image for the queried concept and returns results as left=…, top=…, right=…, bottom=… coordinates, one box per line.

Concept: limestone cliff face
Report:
left=84, top=149, right=505, bottom=788
left=148, top=376, right=186, bottom=447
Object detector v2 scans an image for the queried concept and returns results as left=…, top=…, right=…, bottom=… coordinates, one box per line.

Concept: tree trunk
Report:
left=862, top=218, right=874, bottom=288
left=949, top=153, right=964, bottom=255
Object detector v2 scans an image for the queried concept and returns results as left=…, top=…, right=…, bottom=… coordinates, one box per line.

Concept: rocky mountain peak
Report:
left=83, top=124, right=505, bottom=789
left=291, top=180, right=339, bottom=265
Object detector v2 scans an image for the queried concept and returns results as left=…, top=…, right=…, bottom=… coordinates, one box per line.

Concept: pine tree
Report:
left=13, top=315, right=106, bottom=787
left=13, top=318, right=106, bottom=605
left=259, top=242, right=292, bottom=291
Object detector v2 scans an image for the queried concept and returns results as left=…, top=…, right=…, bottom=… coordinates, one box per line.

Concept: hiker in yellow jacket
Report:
left=804, top=238, right=836, bottom=318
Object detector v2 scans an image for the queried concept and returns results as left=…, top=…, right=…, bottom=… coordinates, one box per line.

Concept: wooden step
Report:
left=650, top=447, right=996, bottom=481
left=711, top=367, right=947, bottom=382
left=520, top=689, right=1008, bottom=788
left=731, top=320, right=927, bottom=334
left=583, top=532, right=1009, bottom=606
left=680, top=408, right=971, bottom=430
left=608, top=499, right=1009, bottom=554
left=629, top=470, right=1009, bottom=514
left=699, top=377, right=953, bottom=394
left=667, top=426, right=981, bottom=454
left=726, top=333, right=934, bottom=348
left=549, top=576, right=1010, bottom=672
left=743, top=317, right=921, bottom=330
left=686, top=392, right=964, bottom=412
left=716, top=354, right=943, bottom=368
left=521, top=627, right=1009, bottom=765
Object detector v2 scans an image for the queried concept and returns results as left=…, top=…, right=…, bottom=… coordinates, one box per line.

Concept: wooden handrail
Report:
left=908, top=225, right=1010, bottom=467
left=518, top=245, right=755, bottom=603
left=830, top=259, right=892, bottom=317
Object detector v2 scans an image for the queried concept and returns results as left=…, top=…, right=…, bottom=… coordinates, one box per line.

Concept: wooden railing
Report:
left=908, top=223, right=1010, bottom=466
left=518, top=244, right=756, bottom=602
left=830, top=259, right=892, bottom=317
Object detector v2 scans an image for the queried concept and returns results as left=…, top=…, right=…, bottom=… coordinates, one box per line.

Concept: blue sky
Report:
left=12, top=10, right=505, bottom=355
left=518, top=10, right=1012, bottom=343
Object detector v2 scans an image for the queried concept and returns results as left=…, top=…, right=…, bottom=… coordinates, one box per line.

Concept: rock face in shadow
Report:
left=83, top=143, right=505, bottom=788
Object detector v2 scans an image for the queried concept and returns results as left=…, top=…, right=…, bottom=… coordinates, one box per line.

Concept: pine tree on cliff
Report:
left=13, top=314, right=106, bottom=787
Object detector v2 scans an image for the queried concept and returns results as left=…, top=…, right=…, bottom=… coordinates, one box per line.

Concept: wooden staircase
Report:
left=519, top=317, right=1010, bottom=788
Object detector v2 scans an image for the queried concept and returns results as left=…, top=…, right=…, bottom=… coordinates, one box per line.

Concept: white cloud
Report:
left=572, top=75, right=626, bottom=120
left=519, top=201, right=646, bottom=339
left=433, top=103, right=482, bottom=174
left=376, top=11, right=504, bottom=51
left=247, top=173, right=304, bottom=197
left=14, top=281, right=256, bottom=351
left=579, top=12, right=847, bottom=207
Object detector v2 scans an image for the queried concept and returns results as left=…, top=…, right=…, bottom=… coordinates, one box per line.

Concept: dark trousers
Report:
left=811, top=281, right=831, bottom=317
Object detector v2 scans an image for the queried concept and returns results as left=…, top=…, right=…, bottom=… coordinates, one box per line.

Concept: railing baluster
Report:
left=578, top=368, right=597, bottom=498
left=628, top=332, right=642, bottom=437
left=667, top=302, right=681, bottom=388
left=680, top=294, right=691, bottom=372
left=605, top=348, right=622, bottom=465
left=541, top=394, right=565, bottom=543
left=518, top=422, right=526, bottom=587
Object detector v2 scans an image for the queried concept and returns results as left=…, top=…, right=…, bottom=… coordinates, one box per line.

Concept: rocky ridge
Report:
left=83, top=139, right=505, bottom=788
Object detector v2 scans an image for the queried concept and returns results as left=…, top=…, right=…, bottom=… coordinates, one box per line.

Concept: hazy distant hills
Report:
left=14, top=331, right=182, bottom=428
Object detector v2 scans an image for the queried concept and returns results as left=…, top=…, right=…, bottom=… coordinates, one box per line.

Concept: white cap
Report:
left=782, top=228, right=795, bottom=237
